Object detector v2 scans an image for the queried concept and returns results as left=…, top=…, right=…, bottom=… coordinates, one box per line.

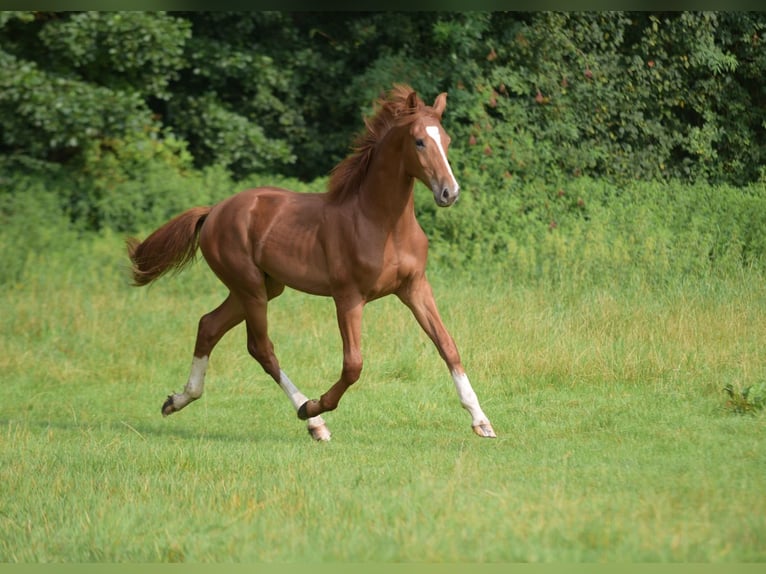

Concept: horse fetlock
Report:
left=185, top=387, right=203, bottom=400
left=162, top=392, right=198, bottom=417
left=297, top=399, right=320, bottom=420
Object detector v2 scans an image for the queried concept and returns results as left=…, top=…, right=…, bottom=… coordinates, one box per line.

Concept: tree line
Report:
left=1, top=11, right=765, bottom=233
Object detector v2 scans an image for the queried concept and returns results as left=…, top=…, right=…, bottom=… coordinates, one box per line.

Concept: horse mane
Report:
left=327, top=84, right=436, bottom=203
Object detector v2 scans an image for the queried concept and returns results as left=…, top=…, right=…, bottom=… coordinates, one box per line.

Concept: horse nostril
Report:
left=441, top=188, right=450, bottom=200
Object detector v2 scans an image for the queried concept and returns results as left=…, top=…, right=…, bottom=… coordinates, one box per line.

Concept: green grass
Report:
left=1, top=233, right=765, bottom=562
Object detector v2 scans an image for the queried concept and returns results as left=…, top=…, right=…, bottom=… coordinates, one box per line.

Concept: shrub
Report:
left=724, top=382, right=766, bottom=414
left=418, top=175, right=766, bottom=287
left=0, top=173, right=78, bottom=285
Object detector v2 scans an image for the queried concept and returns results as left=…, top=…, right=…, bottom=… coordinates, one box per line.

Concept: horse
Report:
left=126, top=84, right=496, bottom=441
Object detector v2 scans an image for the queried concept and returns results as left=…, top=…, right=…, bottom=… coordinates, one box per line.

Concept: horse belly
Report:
left=258, top=237, right=332, bottom=297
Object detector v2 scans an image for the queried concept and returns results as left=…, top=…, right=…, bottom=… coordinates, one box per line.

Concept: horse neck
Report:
left=357, top=129, right=416, bottom=227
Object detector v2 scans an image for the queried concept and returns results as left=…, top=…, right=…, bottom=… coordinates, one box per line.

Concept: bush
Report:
left=2, top=163, right=766, bottom=291
left=0, top=173, right=78, bottom=285
left=58, top=127, right=236, bottom=233
left=725, top=382, right=766, bottom=414
left=417, top=175, right=766, bottom=287
left=409, top=12, right=766, bottom=188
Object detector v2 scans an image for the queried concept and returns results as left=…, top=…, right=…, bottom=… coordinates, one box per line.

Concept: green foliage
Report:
left=72, top=137, right=234, bottom=233
left=438, top=12, right=766, bottom=186
left=3, top=11, right=766, bottom=189
left=0, top=141, right=233, bottom=289
left=0, top=174, right=77, bottom=285
left=164, top=13, right=301, bottom=177
left=0, top=12, right=188, bottom=171
left=4, top=168, right=764, bottom=292
left=37, top=11, right=189, bottom=99
left=2, top=10, right=766, bottom=274
left=0, top=46, right=148, bottom=162
left=725, top=382, right=766, bottom=414
left=418, top=175, right=766, bottom=287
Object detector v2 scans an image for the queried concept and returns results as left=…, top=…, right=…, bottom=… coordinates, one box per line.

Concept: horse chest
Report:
left=333, top=225, right=425, bottom=299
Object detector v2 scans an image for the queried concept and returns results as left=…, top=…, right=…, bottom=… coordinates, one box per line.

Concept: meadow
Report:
left=1, top=228, right=765, bottom=562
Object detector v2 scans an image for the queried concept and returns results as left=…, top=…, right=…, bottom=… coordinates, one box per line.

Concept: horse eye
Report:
left=415, top=139, right=425, bottom=149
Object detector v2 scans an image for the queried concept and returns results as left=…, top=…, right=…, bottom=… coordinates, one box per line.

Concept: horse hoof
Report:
left=308, top=423, right=331, bottom=442
left=161, top=395, right=176, bottom=417
left=472, top=422, right=497, bottom=438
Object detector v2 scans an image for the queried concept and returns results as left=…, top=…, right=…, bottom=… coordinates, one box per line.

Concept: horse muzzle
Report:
left=433, top=181, right=460, bottom=207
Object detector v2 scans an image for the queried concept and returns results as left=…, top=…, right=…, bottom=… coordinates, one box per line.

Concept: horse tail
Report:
left=126, top=206, right=212, bottom=287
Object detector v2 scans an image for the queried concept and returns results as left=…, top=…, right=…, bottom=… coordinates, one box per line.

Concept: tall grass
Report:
left=1, top=226, right=765, bottom=562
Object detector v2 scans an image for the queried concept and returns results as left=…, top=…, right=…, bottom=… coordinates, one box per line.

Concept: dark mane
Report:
left=327, top=84, right=436, bottom=203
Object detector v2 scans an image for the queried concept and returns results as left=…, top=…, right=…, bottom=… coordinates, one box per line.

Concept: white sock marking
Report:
left=184, top=355, right=208, bottom=399
left=279, top=370, right=309, bottom=411
left=451, top=370, right=489, bottom=426
left=279, top=370, right=327, bottom=432
left=171, top=355, right=208, bottom=411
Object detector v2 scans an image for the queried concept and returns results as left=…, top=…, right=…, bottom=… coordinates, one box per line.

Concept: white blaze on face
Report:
left=425, top=125, right=459, bottom=191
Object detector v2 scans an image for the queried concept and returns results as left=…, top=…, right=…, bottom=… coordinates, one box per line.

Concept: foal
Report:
left=127, top=85, right=496, bottom=441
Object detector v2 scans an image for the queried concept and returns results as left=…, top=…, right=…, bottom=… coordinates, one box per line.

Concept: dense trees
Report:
left=3, top=11, right=765, bottom=185
left=1, top=11, right=765, bottom=270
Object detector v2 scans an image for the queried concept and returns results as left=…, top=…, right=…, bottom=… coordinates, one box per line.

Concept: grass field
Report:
left=1, top=233, right=765, bottom=562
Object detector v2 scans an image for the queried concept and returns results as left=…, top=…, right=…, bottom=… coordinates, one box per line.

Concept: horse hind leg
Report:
left=161, top=359, right=206, bottom=417
left=162, top=294, right=244, bottom=416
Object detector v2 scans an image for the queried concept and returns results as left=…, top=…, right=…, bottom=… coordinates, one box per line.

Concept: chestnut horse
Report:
left=127, top=85, right=496, bottom=441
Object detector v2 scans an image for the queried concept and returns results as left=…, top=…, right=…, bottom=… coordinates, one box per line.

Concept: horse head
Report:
left=403, top=90, right=460, bottom=207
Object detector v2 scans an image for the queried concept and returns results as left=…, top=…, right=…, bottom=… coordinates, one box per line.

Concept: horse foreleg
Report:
left=398, top=277, right=496, bottom=438
left=450, top=370, right=496, bottom=438
left=162, top=295, right=244, bottom=416
left=298, top=299, right=364, bottom=422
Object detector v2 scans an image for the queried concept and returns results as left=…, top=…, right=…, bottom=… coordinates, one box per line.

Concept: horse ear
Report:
left=432, top=92, right=447, bottom=118
left=406, top=90, right=420, bottom=111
